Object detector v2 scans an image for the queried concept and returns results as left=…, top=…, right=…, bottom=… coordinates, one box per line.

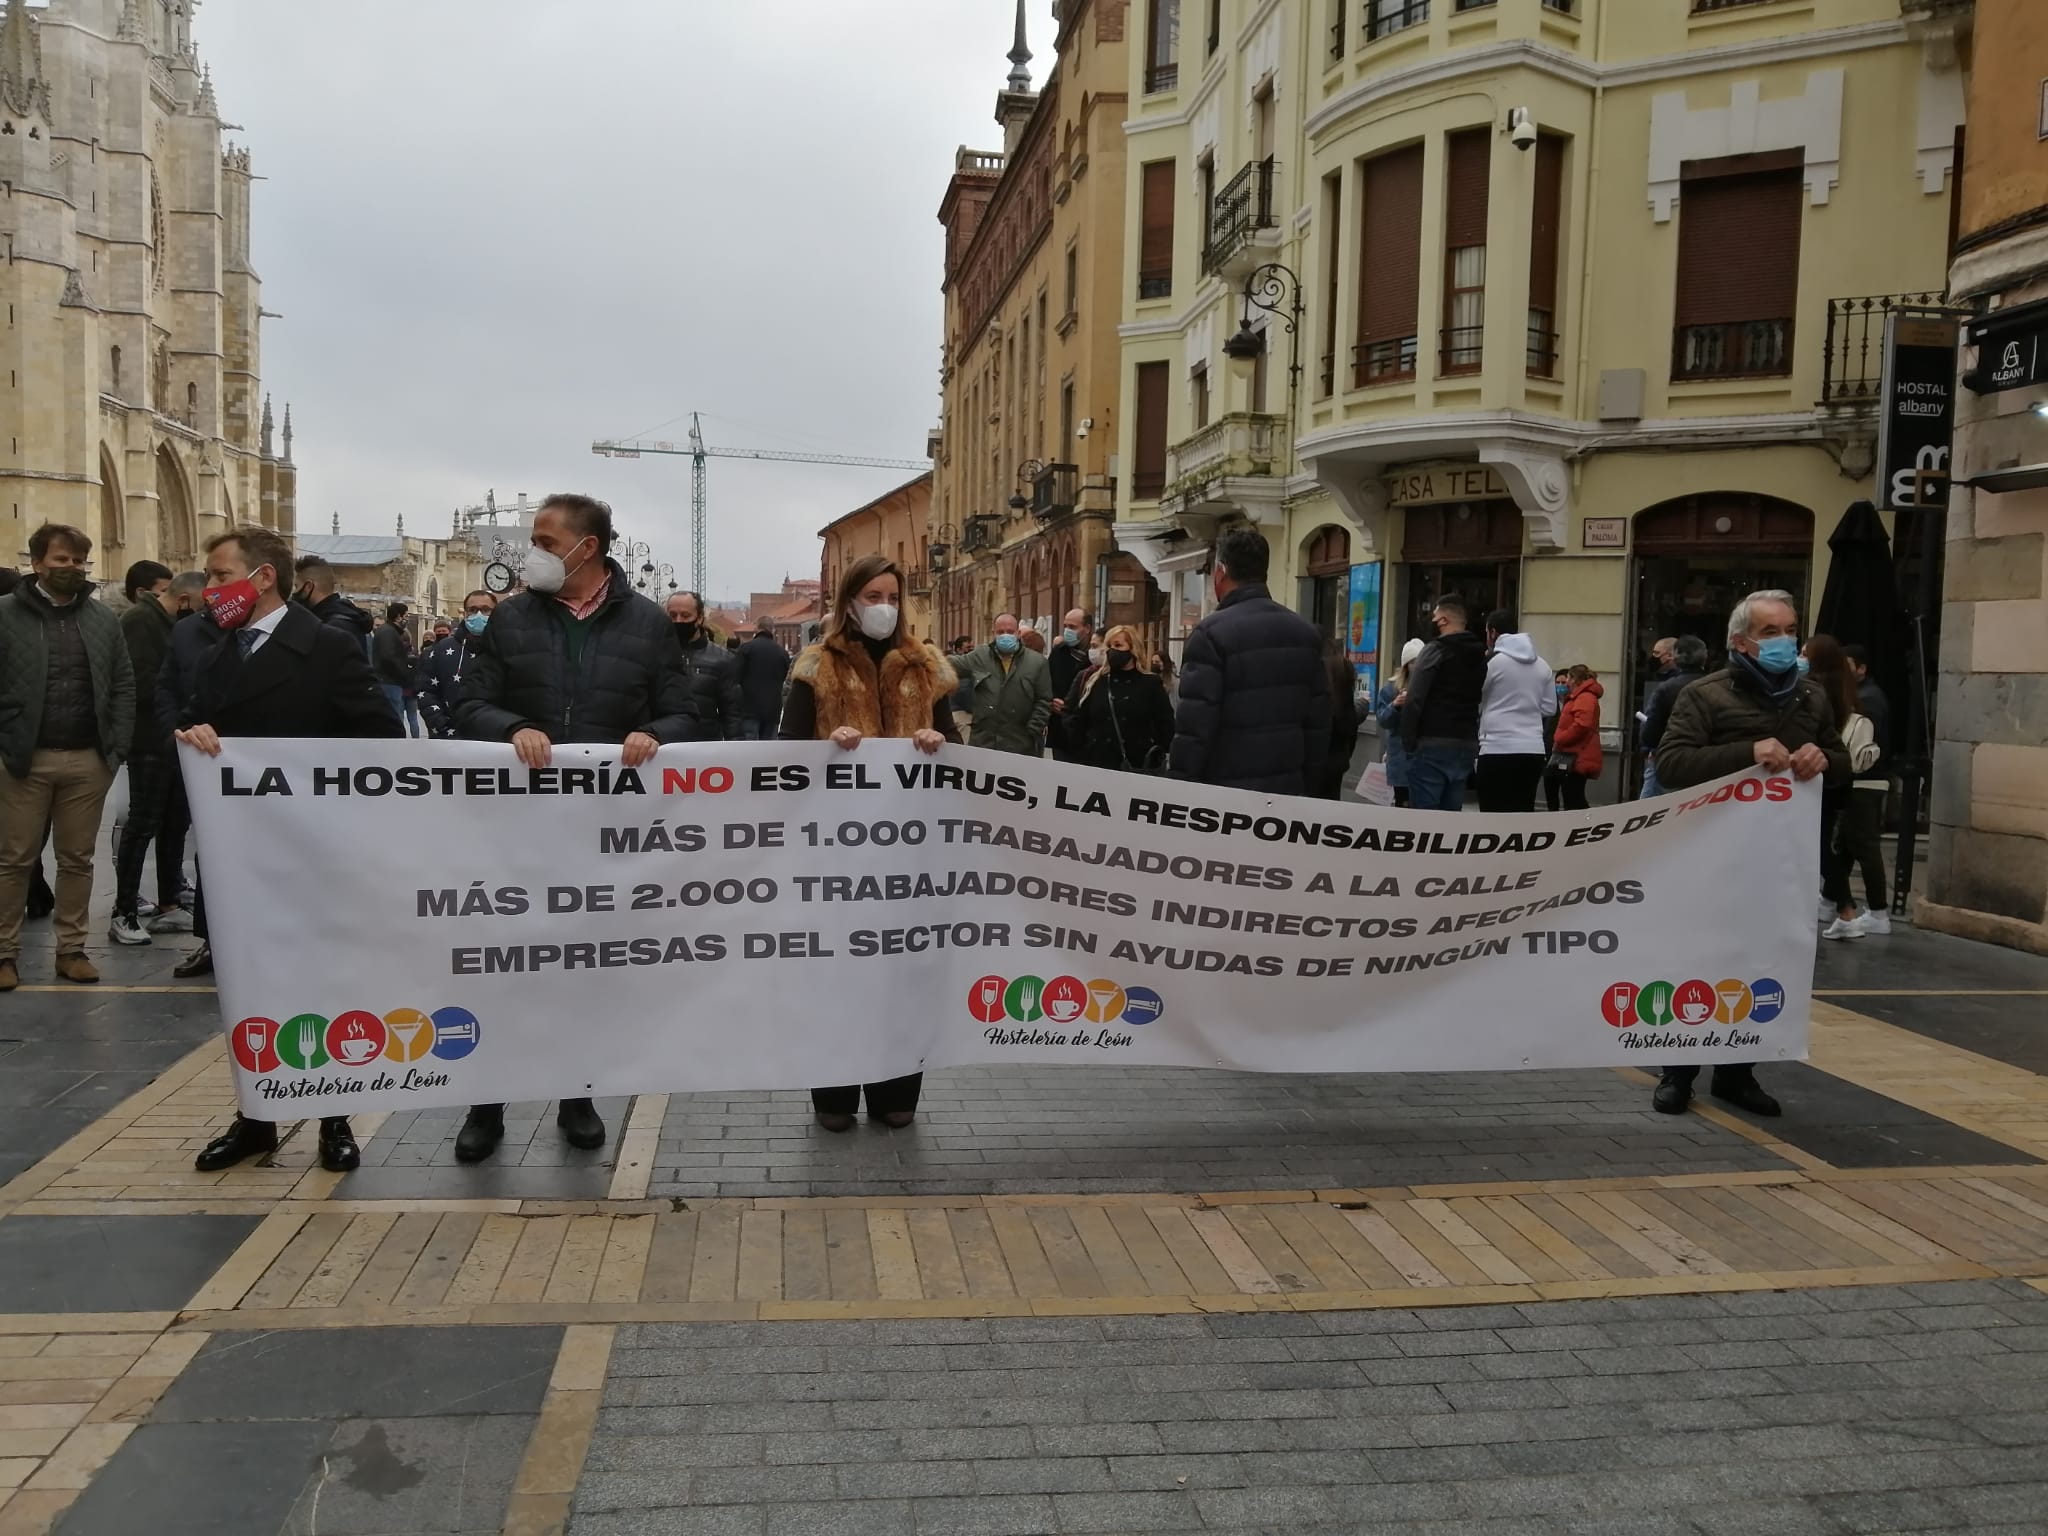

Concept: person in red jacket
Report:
left=1545, top=665, right=1604, bottom=811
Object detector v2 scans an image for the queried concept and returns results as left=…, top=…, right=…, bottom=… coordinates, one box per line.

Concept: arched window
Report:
left=1301, top=523, right=1353, bottom=641
left=186, top=382, right=198, bottom=422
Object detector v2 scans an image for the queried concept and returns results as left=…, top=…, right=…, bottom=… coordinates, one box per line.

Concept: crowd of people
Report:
left=0, top=504, right=1887, bottom=1164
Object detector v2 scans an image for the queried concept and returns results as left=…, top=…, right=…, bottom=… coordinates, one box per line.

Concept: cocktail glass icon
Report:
left=389, top=1019, right=424, bottom=1058
left=1718, top=984, right=1748, bottom=1018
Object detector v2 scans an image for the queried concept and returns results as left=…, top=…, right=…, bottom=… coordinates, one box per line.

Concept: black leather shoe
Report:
left=557, top=1098, right=606, bottom=1150
left=814, top=1111, right=855, bottom=1133
left=172, top=942, right=213, bottom=979
left=454, top=1106, right=504, bottom=1163
left=318, top=1117, right=360, bottom=1173
left=1651, top=1074, right=1691, bottom=1115
left=877, top=1110, right=916, bottom=1129
left=195, top=1115, right=277, bottom=1171
left=1711, top=1073, right=1783, bottom=1118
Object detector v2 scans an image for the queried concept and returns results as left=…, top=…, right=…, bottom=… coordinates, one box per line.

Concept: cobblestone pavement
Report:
left=1, top=864, right=2045, bottom=1535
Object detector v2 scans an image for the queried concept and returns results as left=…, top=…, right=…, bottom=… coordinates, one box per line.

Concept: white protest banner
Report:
left=182, top=741, right=1818, bottom=1117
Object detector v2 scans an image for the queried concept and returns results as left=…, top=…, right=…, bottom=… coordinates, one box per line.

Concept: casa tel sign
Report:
left=1385, top=464, right=1511, bottom=507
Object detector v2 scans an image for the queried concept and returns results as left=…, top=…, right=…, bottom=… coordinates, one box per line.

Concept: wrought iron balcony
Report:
left=1821, top=292, right=1949, bottom=408
left=1145, top=61, right=1179, bottom=93
left=1439, top=325, right=1484, bottom=378
left=959, top=514, right=1003, bottom=554
left=1202, top=158, right=1281, bottom=277
left=1352, top=335, right=1419, bottom=388
left=1672, top=319, right=1792, bottom=382
left=1163, top=413, right=1284, bottom=504
left=1367, top=0, right=1429, bottom=42
left=1030, top=462, right=1079, bottom=522
left=907, top=566, right=932, bottom=596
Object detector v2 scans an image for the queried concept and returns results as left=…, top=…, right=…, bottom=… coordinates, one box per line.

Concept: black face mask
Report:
left=1107, top=649, right=1135, bottom=670
left=673, top=621, right=699, bottom=643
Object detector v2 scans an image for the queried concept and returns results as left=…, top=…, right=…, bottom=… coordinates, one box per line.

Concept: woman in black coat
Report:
left=1062, top=625, right=1174, bottom=774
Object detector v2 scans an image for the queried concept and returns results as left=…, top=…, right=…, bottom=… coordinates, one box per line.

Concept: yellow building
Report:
left=0, top=0, right=296, bottom=569
left=931, top=0, right=1134, bottom=648
left=1117, top=0, right=1961, bottom=743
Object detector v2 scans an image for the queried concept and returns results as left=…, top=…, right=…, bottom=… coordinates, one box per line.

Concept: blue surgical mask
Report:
left=1061, top=627, right=1080, bottom=648
left=1556, top=683, right=1570, bottom=698
left=993, top=633, right=1020, bottom=655
left=1754, top=635, right=1800, bottom=673
left=1794, top=655, right=1810, bottom=675
left=463, top=612, right=488, bottom=635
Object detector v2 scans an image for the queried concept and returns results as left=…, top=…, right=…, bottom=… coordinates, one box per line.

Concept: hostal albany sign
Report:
left=1965, top=300, right=2048, bottom=394
left=1876, top=313, right=1959, bottom=513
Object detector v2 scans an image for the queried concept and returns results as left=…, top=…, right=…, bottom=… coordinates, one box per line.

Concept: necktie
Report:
left=236, top=628, right=259, bottom=657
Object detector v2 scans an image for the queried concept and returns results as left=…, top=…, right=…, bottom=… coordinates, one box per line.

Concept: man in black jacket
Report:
left=1400, top=596, right=1487, bottom=811
left=371, top=602, right=420, bottom=737
left=176, top=525, right=403, bottom=1174
left=1169, top=527, right=1330, bottom=794
left=1636, top=634, right=1709, bottom=799
left=293, top=555, right=374, bottom=654
left=734, top=618, right=791, bottom=739
left=110, top=564, right=203, bottom=946
left=1045, top=607, right=1095, bottom=760
left=665, top=591, right=739, bottom=739
left=452, top=493, right=696, bottom=1163
left=415, top=590, right=496, bottom=739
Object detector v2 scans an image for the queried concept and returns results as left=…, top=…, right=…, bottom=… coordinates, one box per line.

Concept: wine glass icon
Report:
left=979, top=979, right=1001, bottom=1017
left=243, top=1021, right=268, bottom=1060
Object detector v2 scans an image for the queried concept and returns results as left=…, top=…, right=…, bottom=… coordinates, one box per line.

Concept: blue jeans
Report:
left=1640, top=757, right=1663, bottom=799
left=1406, top=743, right=1476, bottom=811
left=380, top=684, right=420, bottom=738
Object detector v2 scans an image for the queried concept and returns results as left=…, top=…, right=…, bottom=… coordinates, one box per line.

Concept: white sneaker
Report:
left=135, top=895, right=158, bottom=918
left=1860, top=909, right=1892, bottom=935
left=108, top=912, right=152, bottom=946
left=1817, top=898, right=1835, bottom=923
left=1822, top=916, right=1866, bottom=941
left=147, top=905, right=194, bottom=935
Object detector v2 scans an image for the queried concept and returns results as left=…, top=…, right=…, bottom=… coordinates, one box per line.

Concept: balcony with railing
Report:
left=1353, top=334, right=1419, bottom=388
left=1821, top=292, right=1949, bottom=408
left=1145, top=60, right=1179, bottom=92
left=1367, top=0, right=1429, bottom=42
left=1439, top=325, right=1484, bottom=378
left=907, top=566, right=932, bottom=596
left=1691, top=0, right=1773, bottom=10
left=959, top=514, right=1004, bottom=554
left=1162, top=413, right=1284, bottom=506
left=1201, top=157, right=1280, bottom=277
left=1672, top=318, right=1792, bottom=382
left=1030, top=462, right=1079, bottom=522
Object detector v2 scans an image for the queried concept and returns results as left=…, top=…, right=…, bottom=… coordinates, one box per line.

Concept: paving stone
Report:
left=53, top=1420, right=333, bottom=1536
left=0, top=1213, right=262, bottom=1314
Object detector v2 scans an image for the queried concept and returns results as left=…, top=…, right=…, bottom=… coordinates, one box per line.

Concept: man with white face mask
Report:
left=451, top=492, right=697, bottom=1164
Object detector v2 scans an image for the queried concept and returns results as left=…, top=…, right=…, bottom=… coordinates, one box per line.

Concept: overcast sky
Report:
left=198, top=0, right=1025, bottom=601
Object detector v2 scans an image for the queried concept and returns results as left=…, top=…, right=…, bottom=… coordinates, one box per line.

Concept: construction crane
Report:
left=592, top=413, right=928, bottom=594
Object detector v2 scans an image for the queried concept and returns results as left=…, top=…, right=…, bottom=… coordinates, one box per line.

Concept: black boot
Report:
left=557, top=1098, right=606, bottom=1150
left=1710, top=1068, right=1782, bottom=1118
left=1652, top=1072, right=1692, bottom=1115
left=318, top=1117, right=360, bottom=1173
left=173, top=942, right=213, bottom=979
left=454, top=1105, right=504, bottom=1164
left=195, top=1115, right=278, bottom=1171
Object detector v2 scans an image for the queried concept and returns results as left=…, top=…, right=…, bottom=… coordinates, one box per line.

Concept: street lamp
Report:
left=929, top=520, right=958, bottom=573
left=1007, top=459, right=1045, bottom=513
left=1223, top=262, right=1302, bottom=390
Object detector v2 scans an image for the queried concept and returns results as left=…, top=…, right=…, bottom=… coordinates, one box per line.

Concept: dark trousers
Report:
left=1839, top=789, right=1888, bottom=911
left=114, top=751, right=189, bottom=916
left=1475, top=754, right=1545, bottom=814
left=1820, top=788, right=1854, bottom=910
left=1545, top=766, right=1591, bottom=811
left=812, top=1074, right=922, bottom=1118
left=1662, top=1063, right=1761, bottom=1091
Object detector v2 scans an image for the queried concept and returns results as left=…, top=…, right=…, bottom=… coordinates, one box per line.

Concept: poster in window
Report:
left=1347, top=561, right=1382, bottom=702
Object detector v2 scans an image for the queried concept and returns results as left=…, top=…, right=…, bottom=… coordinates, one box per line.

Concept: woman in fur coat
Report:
left=781, top=554, right=957, bottom=1131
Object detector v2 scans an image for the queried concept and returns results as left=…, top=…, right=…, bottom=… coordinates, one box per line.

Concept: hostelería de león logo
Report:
left=1600, top=977, right=1783, bottom=1052
left=970, top=974, right=1162, bottom=1050
left=232, top=1006, right=482, bottom=1092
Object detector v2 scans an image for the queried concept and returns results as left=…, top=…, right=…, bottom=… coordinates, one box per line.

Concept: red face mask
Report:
left=204, top=578, right=261, bottom=629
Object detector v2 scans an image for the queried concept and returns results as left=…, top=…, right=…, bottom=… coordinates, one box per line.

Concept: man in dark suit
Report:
left=174, top=526, right=403, bottom=1174
left=734, top=617, right=791, bottom=740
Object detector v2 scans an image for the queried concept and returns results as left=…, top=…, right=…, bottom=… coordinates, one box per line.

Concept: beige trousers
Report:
left=0, top=748, right=115, bottom=960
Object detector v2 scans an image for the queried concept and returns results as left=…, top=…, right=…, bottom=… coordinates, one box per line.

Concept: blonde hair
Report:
left=1079, top=625, right=1148, bottom=704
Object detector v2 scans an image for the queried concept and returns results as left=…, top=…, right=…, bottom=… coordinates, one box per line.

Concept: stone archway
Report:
left=98, top=445, right=126, bottom=567
left=156, top=442, right=195, bottom=567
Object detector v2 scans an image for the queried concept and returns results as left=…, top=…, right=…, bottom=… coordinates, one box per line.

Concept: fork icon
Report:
left=298, top=1019, right=319, bottom=1066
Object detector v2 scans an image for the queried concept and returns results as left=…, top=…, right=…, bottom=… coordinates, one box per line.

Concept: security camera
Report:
left=1508, top=109, right=1537, bottom=152
left=1075, top=417, right=1093, bottom=440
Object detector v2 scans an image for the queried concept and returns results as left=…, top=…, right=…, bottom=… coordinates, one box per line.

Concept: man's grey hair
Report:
left=1728, top=589, right=1798, bottom=641
left=1674, top=635, right=1710, bottom=669
left=167, top=570, right=207, bottom=599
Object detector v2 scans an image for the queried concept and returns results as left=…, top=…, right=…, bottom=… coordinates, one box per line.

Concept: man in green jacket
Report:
left=0, top=525, right=137, bottom=989
left=1650, top=587, right=1848, bottom=1120
left=953, top=613, right=1052, bottom=756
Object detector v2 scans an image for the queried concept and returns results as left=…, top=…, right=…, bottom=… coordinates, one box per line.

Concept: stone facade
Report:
left=931, top=0, right=1132, bottom=647
left=0, top=0, right=293, bottom=573
left=1921, top=0, right=2048, bottom=953
left=297, top=522, right=488, bottom=642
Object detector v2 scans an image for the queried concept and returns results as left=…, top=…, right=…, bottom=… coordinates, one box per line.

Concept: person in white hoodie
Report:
left=1474, top=608, right=1556, bottom=814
